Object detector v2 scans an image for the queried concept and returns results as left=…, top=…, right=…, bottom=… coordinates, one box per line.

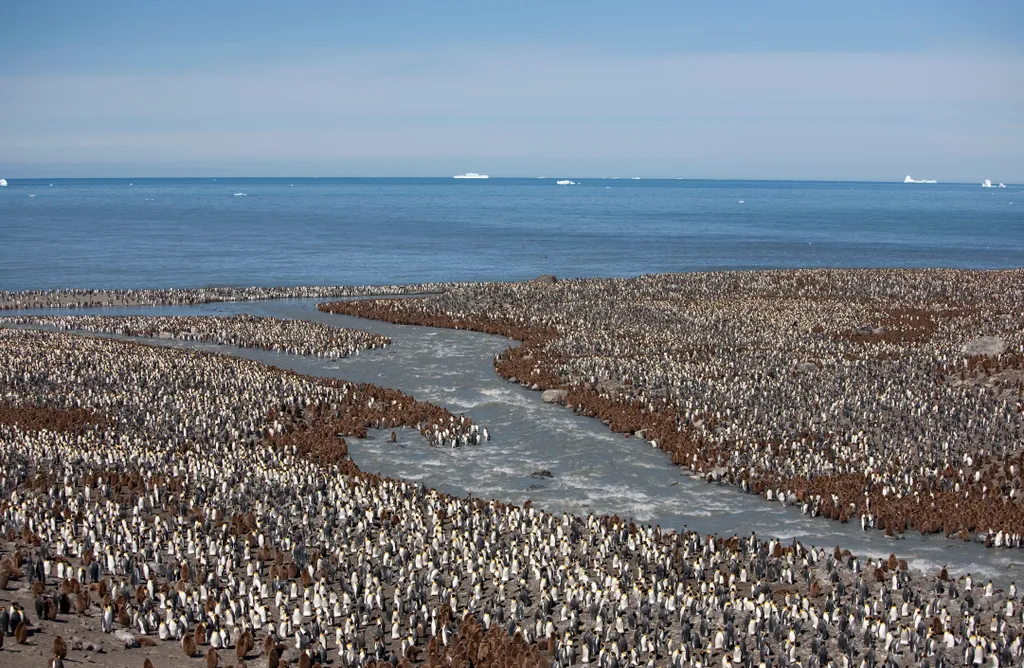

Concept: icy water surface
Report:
left=7, top=298, right=1022, bottom=584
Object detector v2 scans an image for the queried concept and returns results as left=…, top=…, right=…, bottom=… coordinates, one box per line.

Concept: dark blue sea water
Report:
left=0, top=177, right=1021, bottom=291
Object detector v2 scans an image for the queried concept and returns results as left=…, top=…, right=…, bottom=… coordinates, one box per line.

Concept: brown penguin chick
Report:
left=237, top=630, right=253, bottom=659
left=267, top=649, right=280, bottom=668
left=263, top=634, right=277, bottom=656
left=46, top=598, right=58, bottom=620
left=182, top=633, right=198, bottom=657
left=206, top=647, right=220, bottom=668
left=390, top=431, right=397, bottom=442
left=53, top=635, right=68, bottom=657
left=194, top=622, right=207, bottom=646
left=298, top=653, right=312, bottom=668
left=144, top=660, right=156, bottom=668
left=14, top=621, right=28, bottom=644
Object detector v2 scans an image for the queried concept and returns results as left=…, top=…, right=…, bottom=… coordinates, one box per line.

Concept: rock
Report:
left=114, top=630, right=138, bottom=648
left=507, top=377, right=518, bottom=384
left=70, top=636, right=85, bottom=651
left=531, top=470, right=553, bottom=479
left=530, top=383, right=541, bottom=391
left=282, top=649, right=301, bottom=663
left=541, top=389, right=568, bottom=404
left=963, top=336, right=1006, bottom=357
left=534, top=274, right=558, bottom=284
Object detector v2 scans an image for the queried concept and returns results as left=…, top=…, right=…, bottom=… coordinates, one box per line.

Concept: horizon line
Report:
left=0, top=175, right=1013, bottom=186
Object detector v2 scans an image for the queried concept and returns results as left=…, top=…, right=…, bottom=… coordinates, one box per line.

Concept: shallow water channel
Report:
left=6, top=298, right=1021, bottom=584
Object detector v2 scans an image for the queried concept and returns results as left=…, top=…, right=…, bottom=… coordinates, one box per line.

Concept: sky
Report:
left=1, top=1, right=1022, bottom=181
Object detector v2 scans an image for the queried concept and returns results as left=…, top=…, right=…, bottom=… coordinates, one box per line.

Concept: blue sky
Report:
left=1, top=1, right=1022, bottom=180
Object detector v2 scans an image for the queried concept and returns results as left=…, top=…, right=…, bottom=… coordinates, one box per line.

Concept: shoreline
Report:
left=4, top=267, right=1021, bottom=312
left=0, top=284, right=461, bottom=312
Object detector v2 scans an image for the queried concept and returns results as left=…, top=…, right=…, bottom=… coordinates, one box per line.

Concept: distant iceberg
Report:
left=0, top=178, right=7, bottom=187
left=454, top=172, right=488, bottom=179
left=904, top=175, right=936, bottom=184
left=556, top=180, right=575, bottom=185
left=982, top=179, right=993, bottom=188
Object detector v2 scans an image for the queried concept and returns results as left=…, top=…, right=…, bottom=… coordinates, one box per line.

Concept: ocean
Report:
left=1, top=177, right=1021, bottom=291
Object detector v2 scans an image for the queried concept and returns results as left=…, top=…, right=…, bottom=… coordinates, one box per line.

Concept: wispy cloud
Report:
left=2, top=50, right=1022, bottom=179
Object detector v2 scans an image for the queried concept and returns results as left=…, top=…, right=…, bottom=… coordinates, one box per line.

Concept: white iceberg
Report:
left=982, top=179, right=994, bottom=188
left=556, top=180, right=575, bottom=185
left=0, top=178, right=8, bottom=186
left=454, top=172, right=489, bottom=179
left=904, top=175, right=936, bottom=184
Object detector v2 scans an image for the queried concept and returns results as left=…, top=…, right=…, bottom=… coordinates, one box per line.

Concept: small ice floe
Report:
left=556, top=180, right=575, bottom=185
left=738, top=200, right=744, bottom=203
left=233, top=192, right=247, bottom=197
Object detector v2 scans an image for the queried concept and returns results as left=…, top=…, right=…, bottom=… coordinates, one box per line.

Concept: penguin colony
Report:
left=319, top=268, right=1024, bottom=547
left=0, top=327, right=491, bottom=666
left=0, top=288, right=1020, bottom=667
left=1, top=315, right=391, bottom=359
left=0, top=283, right=475, bottom=312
